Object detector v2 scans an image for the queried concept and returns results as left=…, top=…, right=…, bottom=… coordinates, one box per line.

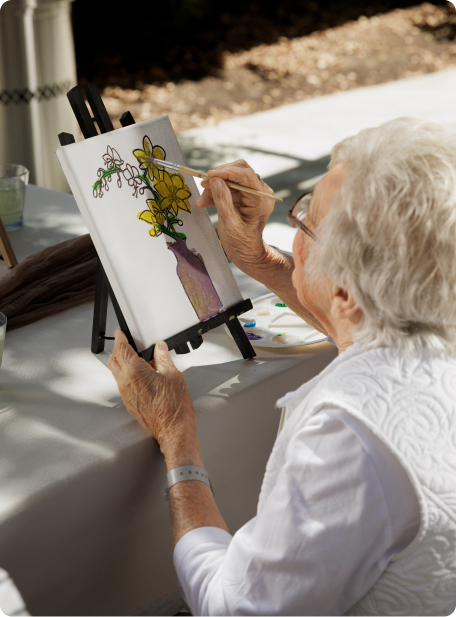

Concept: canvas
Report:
left=55, top=115, right=244, bottom=352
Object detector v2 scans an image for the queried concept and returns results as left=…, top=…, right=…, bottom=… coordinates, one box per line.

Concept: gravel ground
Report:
left=101, top=3, right=456, bottom=134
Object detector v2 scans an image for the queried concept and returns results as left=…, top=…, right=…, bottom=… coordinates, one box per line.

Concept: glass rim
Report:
left=0, top=164, right=29, bottom=180
left=0, top=312, right=7, bottom=328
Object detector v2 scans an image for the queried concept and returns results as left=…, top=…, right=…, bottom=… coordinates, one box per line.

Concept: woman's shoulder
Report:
left=278, top=343, right=456, bottom=442
left=320, top=344, right=456, bottom=389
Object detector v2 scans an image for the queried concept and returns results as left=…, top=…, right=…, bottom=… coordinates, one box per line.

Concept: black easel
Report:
left=58, top=84, right=256, bottom=362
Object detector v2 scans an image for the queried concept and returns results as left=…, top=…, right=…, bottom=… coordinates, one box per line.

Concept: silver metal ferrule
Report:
left=157, top=159, right=179, bottom=172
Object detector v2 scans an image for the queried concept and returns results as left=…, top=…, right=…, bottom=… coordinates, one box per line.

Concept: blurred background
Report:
left=1, top=0, right=456, bottom=192
left=73, top=0, right=456, bottom=131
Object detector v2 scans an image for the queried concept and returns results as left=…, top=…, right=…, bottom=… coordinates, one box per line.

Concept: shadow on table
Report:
left=181, top=354, right=309, bottom=403
left=96, top=352, right=307, bottom=410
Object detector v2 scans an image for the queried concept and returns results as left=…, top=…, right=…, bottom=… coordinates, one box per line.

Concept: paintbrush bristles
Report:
left=137, top=156, right=282, bottom=203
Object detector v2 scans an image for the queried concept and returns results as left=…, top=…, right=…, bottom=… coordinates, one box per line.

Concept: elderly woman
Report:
left=109, top=118, right=456, bottom=616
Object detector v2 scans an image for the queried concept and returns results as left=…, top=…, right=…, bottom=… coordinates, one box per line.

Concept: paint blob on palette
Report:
left=225, top=293, right=327, bottom=348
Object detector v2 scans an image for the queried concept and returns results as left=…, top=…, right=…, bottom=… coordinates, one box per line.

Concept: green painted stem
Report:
left=92, top=165, right=120, bottom=190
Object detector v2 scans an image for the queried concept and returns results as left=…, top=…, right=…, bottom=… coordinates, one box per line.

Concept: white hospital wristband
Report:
left=163, top=465, right=213, bottom=500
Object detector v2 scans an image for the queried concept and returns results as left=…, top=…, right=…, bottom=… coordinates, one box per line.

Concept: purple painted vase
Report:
left=167, top=237, right=223, bottom=321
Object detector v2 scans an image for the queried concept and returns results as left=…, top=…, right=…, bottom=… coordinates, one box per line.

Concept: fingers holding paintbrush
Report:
left=208, top=164, right=274, bottom=208
left=198, top=161, right=275, bottom=216
left=195, top=160, right=276, bottom=271
left=196, top=160, right=275, bottom=225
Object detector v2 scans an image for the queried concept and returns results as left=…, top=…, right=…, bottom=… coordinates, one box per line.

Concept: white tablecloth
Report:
left=0, top=185, right=337, bottom=616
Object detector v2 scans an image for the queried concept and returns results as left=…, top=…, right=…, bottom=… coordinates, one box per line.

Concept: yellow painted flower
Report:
left=132, top=136, right=166, bottom=181
left=154, top=171, right=192, bottom=215
left=137, top=200, right=165, bottom=237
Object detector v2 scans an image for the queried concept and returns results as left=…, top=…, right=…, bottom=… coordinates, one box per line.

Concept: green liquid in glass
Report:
left=0, top=179, right=26, bottom=230
left=0, top=337, right=4, bottom=368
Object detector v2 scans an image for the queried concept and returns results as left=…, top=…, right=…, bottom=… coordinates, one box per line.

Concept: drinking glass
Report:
left=0, top=313, right=6, bottom=368
left=0, top=164, right=29, bottom=230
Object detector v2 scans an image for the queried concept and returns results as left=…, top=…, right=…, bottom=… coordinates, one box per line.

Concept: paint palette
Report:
left=225, top=293, right=327, bottom=348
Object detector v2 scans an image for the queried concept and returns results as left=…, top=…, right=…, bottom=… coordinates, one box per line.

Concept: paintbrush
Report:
left=137, top=156, right=283, bottom=203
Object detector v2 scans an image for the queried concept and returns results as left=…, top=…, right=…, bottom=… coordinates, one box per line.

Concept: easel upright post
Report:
left=91, top=258, right=110, bottom=353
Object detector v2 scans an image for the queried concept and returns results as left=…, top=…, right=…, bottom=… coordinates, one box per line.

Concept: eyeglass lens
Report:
left=293, top=192, right=312, bottom=222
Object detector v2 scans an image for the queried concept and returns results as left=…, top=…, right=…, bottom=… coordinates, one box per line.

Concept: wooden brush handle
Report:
left=179, top=166, right=282, bottom=203
left=225, top=180, right=282, bottom=202
left=179, top=165, right=209, bottom=181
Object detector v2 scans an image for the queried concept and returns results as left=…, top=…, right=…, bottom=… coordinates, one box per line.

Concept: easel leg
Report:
left=226, top=317, right=256, bottom=359
left=103, top=269, right=138, bottom=352
left=91, top=257, right=109, bottom=353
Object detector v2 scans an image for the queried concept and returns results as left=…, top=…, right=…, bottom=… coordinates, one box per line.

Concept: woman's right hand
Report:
left=194, top=159, right=275, bottom=272
left=195, top=159, right=326, bottom=333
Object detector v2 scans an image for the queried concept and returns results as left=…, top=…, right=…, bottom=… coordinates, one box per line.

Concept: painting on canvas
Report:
left=55, top=115, right=243, bottom=352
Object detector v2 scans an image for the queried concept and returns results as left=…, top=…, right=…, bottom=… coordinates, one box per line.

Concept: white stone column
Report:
left=0, top=0, right=79, bottom=191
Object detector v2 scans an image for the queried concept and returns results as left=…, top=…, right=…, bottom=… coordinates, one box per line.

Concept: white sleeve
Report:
left=0, top=568, right=29, bottom=616
left=173, top=408, right=419, bottom=616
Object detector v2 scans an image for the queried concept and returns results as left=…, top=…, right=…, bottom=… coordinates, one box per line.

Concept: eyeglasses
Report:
left=288, top=190, right=318, bottom=242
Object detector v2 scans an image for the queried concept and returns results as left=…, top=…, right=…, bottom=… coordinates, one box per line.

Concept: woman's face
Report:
left=292, top=163, right=346, bottom=327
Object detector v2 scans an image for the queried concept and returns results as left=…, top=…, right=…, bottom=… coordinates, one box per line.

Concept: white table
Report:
left=0, top=185, right=337, bottom=616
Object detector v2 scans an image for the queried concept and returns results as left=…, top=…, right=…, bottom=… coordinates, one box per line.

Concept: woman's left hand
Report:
left=108, top=330, right=197, bottom=454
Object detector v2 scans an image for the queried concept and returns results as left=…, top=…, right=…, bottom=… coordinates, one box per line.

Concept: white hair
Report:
left=308, top=117, right=456, bottom=356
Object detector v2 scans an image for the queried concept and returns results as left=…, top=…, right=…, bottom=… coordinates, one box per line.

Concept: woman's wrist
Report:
left=235, top=241, right=292, bottom=282
left=160, top=421, right=204, bottom=472
left=164, top=449, right=204, bottom=472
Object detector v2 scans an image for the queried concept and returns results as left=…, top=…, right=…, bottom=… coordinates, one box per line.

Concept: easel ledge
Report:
left=58, top=84, right=256, bottom=360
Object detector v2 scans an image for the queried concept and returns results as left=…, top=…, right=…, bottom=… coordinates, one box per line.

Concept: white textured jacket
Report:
left=175, top=345, right=456, bottom=615
left=277, top=344, right=456, bottom=615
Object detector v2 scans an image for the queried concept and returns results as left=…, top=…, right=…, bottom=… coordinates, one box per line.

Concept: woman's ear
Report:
left=330, top=284, right=363, bottom=323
